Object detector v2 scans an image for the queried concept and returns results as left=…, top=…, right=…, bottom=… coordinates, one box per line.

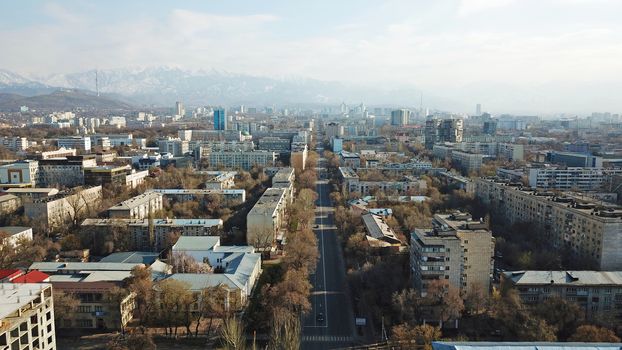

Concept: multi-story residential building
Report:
left=331, top=138, right=343, bottom=153
left=528, top=167, right=622, bottom=191
left=451, top=150, right=487, bottom=174
left=338, top=167, right=427, bottom=196
left=82, top=218, right=223, bottom=251
left=0, top=226, right=33, bottom=247
left=257, top=137, right=291, bottom=151
left=158, top=138, right=189, bottom=156
left=546, top=151, right=603, bottom=168
left=24, top=186, right=102, bottom=229
left=475, top=178, right=622, bottom=269
left=502, top=270, right=622, bottom=324
left=391, top=109, right=410, bottom=126
left=191, top=140, right=255, bottom=153
left=411, top=212, right=494, bottom=296
left=496, top=143, right=525, bottom=162
left=28, top=262, right=143, bottom=331
left=204, top=171, right=237, bottom=189
left=0, top=283, right=56, bottom=350
left=187, top=130, right=243, bottom=142
left=84, top=166, right=148, bottom=189
left=453, top=142, right=524, bottom=162
left=4, top=188, right=59, bottom=200
left=246, top=188, right=288, bottom=249
left=0, top=194, right=21, bottom=215
left=30, top=148, right=77, bottom=160
left=84, top=165, right=131, bottom=186
left=325, top=122, right=344, bottom=139
left=57, top=136, right=91, bottom=152
left=208, top=151, right=277, bottom=170
left=432, top=144, right=454, bottom=160
left=339, top=151, right=361, bottom=168
left=1, top=136, right=28, bottom=151
left=147, top=189, right=246, bottom=206
left=38, top=155, right=97, bottom=188
left=290, top=143, right=308, bottom=171
left=123, top=170, right=149, bottom=189
left=92, top=134, right=135, bottom=148
left=425, top=118, right=464, bottom=149
left=0, top=160, right=39, bottom=187
left=107, top=192, right=163, bottom=219
left=271, top=167, right=295, bottom=204
left=95, top=151, right=116, bottom=163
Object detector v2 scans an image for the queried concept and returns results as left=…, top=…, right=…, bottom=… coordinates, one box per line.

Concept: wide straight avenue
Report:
left=302, top=155, right=356, bottom=350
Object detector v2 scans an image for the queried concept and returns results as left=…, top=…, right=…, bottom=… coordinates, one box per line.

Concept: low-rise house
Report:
left=361, top=213, right=405, bottom=251
left=168, top=236, right=262, bottom=307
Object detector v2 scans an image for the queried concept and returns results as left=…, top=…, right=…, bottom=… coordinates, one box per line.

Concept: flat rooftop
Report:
left=504, top=270, right=622, bottom=286
left=0, top=283, right=50, bottom=320
left=82, top=218, right=223, bottom=227
left=248, top=188, right=286, bottom=216
left=108, top=191, right=162, bottom=210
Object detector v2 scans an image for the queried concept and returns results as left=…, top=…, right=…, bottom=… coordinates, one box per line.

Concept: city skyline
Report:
left=1, top=1, right=622, bottom=113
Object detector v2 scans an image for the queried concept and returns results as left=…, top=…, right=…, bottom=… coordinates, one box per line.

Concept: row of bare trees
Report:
left=253, top=166, right=319, bottom=350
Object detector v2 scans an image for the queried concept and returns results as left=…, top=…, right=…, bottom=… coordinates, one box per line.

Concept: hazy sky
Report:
left=1, top=0, right=621, bottom=113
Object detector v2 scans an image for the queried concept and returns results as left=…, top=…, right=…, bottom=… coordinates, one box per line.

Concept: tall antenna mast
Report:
left=95, top=69, right=99, bottom=97
left=420, top=93, right=423, bottom=113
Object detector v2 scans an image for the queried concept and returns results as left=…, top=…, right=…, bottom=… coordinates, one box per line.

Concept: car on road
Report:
left=316, top=313, right=325, bottom=322
left=313, top=224, right=319, bottom=228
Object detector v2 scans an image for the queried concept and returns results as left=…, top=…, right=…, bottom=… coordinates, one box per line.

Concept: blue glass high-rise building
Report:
left=214, top=108, right=227, bottom=130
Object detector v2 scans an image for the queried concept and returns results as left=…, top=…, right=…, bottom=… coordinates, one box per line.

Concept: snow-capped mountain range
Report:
left=0, top=66, right=445, bottom=108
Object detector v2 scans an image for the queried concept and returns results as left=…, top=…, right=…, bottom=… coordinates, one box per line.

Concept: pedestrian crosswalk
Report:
left=302, top=335, right=353, bottom=342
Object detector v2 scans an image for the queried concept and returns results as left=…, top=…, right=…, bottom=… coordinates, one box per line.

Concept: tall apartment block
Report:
left=475, top=178, right=622, bottom=270
left=411, top=212, right=495, bottom=296
left=0, top=283, right=56, bottom=350
left=425, top=117, right=464, bottom=149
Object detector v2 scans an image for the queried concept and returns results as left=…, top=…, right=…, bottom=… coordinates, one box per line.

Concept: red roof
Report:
left=0, top=269, right=23, bottom=281
left=11, top=271, right=49, bottom=283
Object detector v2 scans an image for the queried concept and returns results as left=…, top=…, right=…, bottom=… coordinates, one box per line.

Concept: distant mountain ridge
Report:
left=0, top=66, right=479, bottom=112
left=0, top=67, right=457, bottom=109
left=0, top=89, right=134, bottom=112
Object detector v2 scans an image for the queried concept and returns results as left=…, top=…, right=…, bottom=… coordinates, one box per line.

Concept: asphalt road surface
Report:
left=302, top=158, right=356, bottom=350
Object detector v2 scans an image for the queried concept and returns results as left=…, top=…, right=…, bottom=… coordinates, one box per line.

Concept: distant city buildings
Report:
left=214, top=108, right=227, bottom=130
left=425, top=117, right=464, bottom=149
left=390, top=109, right=410, bottom=126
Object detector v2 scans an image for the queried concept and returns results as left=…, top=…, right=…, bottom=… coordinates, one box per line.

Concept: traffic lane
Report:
left=303, top=227, right=327, bottom=329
